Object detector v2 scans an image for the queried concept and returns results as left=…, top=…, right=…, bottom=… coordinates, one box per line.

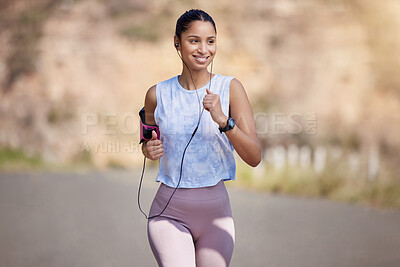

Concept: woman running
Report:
left=141, top=9, right=261, bottom=267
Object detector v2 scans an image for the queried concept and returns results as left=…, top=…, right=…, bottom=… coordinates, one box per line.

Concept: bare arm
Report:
left=203, top=78, right=261, bottom=167
left=224, top=78, right=261, bottom=167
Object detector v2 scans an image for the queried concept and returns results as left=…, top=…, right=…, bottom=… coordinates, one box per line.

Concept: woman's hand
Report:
left=203, top=89, right=228, bottom=127
left=143, top=130, right=163, bottom=160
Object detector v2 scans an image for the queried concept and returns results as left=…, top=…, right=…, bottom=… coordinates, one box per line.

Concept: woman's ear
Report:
left=173, top=35, right=180, bottom=50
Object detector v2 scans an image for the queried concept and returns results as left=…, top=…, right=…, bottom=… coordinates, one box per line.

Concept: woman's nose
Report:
left=198, top=42, right=207, bottom=54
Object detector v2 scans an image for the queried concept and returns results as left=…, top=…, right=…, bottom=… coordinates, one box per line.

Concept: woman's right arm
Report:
left=141, top=85, right=164, bottom=160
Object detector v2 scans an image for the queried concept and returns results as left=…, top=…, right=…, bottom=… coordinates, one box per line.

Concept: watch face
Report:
left=219, top=117, right=235, bottom=133
left=228, top=118, right=235, bottom=128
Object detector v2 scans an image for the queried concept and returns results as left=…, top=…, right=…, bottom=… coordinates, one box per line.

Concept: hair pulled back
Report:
left=175, top=9, right=216, bottom=40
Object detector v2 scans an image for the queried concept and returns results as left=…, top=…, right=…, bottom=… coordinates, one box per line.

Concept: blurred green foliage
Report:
left=0, top=146, right=43, bottom=170
left=236, top=161, right=400, bottom=210
left=0, top=146, right=94, bottom=172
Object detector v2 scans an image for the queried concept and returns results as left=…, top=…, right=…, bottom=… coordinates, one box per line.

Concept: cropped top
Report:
left=153, top=74, right=236, bottom=188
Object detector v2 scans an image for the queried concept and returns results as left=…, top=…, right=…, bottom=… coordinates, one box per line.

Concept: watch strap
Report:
left=219, top=117, right=235, bottom=133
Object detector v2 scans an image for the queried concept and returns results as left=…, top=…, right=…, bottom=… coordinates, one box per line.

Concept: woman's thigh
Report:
left=147, top=217, right=196, bottom=267
left=195, top=216, right=235, bottom=267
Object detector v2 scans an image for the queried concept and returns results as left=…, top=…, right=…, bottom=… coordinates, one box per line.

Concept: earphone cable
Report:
left=138, top=48, right=213, bottom=220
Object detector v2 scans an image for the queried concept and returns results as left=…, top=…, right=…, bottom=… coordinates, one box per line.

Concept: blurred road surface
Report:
left=1, top=170, right=399, bottom=267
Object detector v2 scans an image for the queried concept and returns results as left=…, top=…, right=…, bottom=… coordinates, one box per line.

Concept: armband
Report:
left=139, top=107, right=160, bottom=144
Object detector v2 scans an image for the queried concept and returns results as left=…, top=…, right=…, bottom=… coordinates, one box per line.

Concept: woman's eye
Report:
left=190, top=40, right=198, bottom=43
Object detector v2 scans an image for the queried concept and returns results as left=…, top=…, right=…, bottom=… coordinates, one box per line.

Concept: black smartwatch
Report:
left=219, top=117, right=235, bottom=133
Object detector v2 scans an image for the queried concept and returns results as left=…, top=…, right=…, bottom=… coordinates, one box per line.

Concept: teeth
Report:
left=194, top=56, right=208, bottom=62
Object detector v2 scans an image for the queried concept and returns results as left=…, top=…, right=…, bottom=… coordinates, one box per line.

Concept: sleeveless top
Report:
left=154, top=74, right=236, bottom=188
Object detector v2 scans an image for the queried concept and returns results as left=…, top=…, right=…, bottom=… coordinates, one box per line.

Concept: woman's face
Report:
left=175, top=20, right=217, bottom=71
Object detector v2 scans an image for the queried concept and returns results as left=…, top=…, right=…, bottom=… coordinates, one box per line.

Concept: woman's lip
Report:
left=193, top=55, right=209, bottom=63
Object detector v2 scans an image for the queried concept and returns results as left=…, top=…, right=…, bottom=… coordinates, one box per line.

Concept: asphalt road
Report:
left=1, top=170, right=399, bottom=267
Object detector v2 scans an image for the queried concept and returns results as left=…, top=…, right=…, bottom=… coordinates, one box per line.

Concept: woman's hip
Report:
left=149, top=180, right=232, bottom=219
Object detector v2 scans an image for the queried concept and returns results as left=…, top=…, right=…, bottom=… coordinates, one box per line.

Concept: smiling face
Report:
left=175, top=20, right=217, bottom=71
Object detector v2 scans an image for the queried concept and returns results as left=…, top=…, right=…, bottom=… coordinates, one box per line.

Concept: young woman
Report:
left=141, top=9, right=261, bottom=267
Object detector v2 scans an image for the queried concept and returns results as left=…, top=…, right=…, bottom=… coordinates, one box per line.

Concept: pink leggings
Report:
left=147, top=180, right=235, bottom=267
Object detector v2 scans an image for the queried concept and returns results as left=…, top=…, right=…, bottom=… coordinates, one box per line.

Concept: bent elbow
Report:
left=247, top=153, right=261, bottom=167
left=251, top=146, right=262, bottom=167
left=249, top=157, right=261, bottom=167
left=242, top=141, right=262, bottom=167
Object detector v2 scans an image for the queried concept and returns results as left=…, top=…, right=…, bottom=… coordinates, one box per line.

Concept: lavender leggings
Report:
left=147, top=180, right=235, bottom=267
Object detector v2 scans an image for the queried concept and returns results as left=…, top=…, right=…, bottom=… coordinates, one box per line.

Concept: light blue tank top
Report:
left=154, top=74, right=236, bottom=188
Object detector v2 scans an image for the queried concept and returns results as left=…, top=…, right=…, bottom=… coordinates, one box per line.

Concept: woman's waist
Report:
left=156, top=180, right=228, bottom=201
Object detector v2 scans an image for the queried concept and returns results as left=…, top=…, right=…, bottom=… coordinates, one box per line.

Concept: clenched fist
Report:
left=143, top=130, right=163, bottom=160
left=203, top=88, right=228, bottom=128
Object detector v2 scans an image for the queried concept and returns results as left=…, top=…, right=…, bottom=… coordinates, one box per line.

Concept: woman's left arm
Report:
left=225, top=78, right=261, bottom=167
left=203, top=78, right=261, bottom=167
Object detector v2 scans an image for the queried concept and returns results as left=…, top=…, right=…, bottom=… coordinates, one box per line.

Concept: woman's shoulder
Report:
left=145, top=76, right=177, bottom=98
left=211, top=73, right=236, bottom=91
left=145, top=84, right=157, bottom=108
left=229, top=77, right=246, bottom=96
left=213, top=73, right=242, bottom=90
left=214, top=73, right=235, bottom=80
left=229, top=77, right=243, bottom=88
left=156, top=75, right=178, bottom=88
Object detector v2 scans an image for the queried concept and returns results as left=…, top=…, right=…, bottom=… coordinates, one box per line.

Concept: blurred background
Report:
left=1, top=0, right=399, bottom=207
left=1, top=1, right=400, bottom=266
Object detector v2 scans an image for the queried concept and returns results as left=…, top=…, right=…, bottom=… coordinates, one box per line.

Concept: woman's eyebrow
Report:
left=187, top=35, right=216, bottom=38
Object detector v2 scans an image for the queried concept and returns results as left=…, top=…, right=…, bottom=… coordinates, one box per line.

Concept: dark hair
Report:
left=175, top=9, right=217, bottom=40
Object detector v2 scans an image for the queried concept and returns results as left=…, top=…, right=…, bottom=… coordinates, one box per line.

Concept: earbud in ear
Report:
left=175, top=43, right=179, bottom=48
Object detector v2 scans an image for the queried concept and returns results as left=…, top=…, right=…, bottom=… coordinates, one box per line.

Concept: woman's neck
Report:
left=178, top=68, right=214, bottom=91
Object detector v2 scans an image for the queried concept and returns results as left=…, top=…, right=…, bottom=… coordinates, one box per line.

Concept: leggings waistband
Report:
left=156, top=180, right=228, bottom=201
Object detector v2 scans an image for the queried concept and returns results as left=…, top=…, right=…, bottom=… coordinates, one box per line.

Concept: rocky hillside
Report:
left=0, top=0, right=399, bottom=171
